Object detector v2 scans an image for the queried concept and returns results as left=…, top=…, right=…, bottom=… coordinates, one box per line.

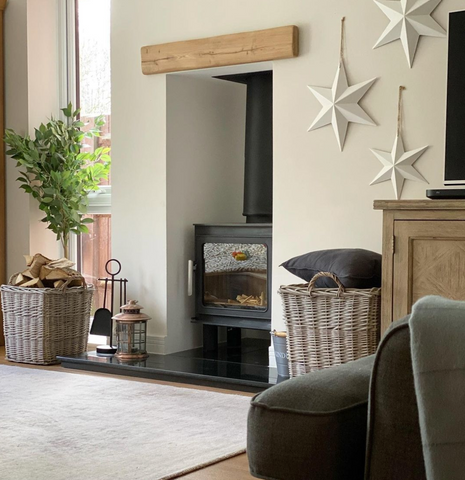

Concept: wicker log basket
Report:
left=1, top=284, right=94, bottom=365
left=279, top=272, right=381, bottom=377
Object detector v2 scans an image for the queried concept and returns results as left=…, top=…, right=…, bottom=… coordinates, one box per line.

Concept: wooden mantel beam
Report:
left=141, top=25, right=299, bottom=75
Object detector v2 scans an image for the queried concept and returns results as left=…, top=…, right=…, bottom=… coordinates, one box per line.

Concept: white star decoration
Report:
left=373, top=0, right=446, bottom=68
left=370, top=133, right=428, bottom=199
left=308, top=60, right=377, bottom=151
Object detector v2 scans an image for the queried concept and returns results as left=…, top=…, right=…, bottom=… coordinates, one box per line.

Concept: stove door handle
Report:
left=187, top=260, right=196, bottom=296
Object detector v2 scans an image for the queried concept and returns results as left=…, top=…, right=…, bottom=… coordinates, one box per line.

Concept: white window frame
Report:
left=87, top=185, right=112, bottom=215
left=59, top=0, right=112, bottom=263
left=58, top=0, right=77, bottom=112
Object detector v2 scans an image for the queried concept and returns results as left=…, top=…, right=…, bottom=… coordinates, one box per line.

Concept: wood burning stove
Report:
left=190, top=70, right=273, bottom=352
left=192, top=224, right=272, bottom=351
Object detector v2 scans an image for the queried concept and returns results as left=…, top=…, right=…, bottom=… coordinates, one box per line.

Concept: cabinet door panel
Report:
left=393, top=221, right=465, bottom=322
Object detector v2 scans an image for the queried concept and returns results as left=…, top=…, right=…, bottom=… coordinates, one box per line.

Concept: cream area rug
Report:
left=0, top=365, right=252, bottom=480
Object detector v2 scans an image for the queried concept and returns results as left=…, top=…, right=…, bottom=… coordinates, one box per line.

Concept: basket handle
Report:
left=307, top=272, right=345, bottom=296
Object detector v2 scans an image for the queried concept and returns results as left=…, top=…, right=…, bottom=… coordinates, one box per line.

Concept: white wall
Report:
left=270, top=3, right=451, bottom=326
left=110, top=14, right=168, bottom=349
left=165, top=74, right=246, bottom=353
left=5, top=0, right=61, bottom=278
left=5, top=0, right=29, bottom=277
left=26, top=0, right=61, bottom=259
left=112, top=0, right=463, bottom=343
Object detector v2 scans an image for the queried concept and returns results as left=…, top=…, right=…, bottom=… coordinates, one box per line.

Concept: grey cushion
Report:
left=281, top=248, right=382, bottom=288
left=247, top=355, right=375, bottom=480
left=365, top=316, right=426, bottom=480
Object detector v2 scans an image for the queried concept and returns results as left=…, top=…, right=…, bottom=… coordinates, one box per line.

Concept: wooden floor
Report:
left=0, top=347, right=256, bottom=480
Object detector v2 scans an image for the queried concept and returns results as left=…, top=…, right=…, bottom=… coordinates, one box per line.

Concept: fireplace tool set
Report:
left=90, top=259, right=127, bottom=355
left=90, top=259, right=151, bottom=360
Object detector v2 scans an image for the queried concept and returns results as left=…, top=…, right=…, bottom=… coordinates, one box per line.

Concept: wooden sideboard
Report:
left=374, top=200, right=465, bottom=334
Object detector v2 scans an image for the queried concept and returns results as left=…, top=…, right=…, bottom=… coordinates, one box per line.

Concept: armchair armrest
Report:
left=247, top=355, right=374, bottom=480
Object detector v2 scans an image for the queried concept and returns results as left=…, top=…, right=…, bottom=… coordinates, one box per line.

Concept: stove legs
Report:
left=227, top=327, right=241, bottom=349
left=203, top=324, right=218, bottom=353
left=202, top=325, right=242, bottom=353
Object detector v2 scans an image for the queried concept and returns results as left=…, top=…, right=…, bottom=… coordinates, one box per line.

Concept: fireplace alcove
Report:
left=59, top=24, right=302, bottom=389
left=60, top=63, right=278, bottom=391
left=189, top=69, right=274, bottom=357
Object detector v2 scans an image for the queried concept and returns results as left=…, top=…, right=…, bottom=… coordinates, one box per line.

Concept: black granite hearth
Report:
left=58, top=338, right=281, bottom=393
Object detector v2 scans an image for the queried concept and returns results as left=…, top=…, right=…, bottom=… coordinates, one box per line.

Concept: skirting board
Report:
left=147, top=335, right=167, bottom=355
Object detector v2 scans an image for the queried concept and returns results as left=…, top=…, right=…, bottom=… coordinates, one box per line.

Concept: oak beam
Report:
left=141, top=25, right=299, bottom=75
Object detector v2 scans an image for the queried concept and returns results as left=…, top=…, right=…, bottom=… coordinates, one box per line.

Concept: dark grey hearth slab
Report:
left=58, top=340, right=283, bottom=393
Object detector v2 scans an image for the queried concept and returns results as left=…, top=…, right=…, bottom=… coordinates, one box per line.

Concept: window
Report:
left=75, top=0, right=112, bottom=311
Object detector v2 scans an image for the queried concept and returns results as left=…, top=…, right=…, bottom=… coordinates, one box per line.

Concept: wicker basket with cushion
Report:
left=279, top=272, right=380, bottom=377
left=1, top=285, right=94, bottom=365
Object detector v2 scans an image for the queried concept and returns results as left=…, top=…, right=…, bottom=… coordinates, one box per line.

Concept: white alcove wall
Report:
left=165, top=72, right=247, bottom=353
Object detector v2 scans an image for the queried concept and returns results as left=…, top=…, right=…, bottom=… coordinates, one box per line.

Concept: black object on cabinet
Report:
left=445, top=10, right=465, bottom=185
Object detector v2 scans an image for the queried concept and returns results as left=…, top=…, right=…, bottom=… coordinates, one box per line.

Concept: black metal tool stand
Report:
left=95, top=259, right=128, bottom=355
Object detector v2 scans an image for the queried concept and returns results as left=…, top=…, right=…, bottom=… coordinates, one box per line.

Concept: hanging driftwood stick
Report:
left=397, top=86, right=406, bottom=137
left=340, top=17, right=346, bottom=64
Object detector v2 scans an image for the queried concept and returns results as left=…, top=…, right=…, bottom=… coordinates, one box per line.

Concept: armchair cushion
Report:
left=247, top=355, right=374, bottom=480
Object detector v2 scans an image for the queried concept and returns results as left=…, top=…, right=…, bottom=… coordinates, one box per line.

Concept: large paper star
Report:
left=373, top=0, right=446, bottom=68
left=370, top=133, right=428, bottom=199
left=308, top=61, right=376, bottom=151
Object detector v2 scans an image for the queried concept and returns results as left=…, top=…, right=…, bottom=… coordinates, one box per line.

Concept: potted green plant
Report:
left=4, top=103, right=111, bottom=258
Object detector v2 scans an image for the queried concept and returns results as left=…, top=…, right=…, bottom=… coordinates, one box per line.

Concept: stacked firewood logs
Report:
left=9, top=254, right=86, bottom=289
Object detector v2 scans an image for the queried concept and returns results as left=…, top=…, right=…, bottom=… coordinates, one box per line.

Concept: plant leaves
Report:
left=4, top=102, right=111, bottom=247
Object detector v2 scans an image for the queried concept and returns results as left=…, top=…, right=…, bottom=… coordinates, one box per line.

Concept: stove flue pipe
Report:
left=216, top=71, right=273, bottom=223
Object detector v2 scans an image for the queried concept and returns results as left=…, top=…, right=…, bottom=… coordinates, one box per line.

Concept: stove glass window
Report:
left=203, top=243, right=268, bottom=310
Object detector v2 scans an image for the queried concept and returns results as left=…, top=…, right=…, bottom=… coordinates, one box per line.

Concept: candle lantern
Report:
left=113, top=300, right=151, bottom=360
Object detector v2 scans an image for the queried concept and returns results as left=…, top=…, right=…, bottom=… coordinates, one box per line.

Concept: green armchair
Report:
left=247, top=316, right=426, bottom=480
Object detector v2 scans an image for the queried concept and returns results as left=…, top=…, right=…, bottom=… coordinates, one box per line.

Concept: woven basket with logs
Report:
left=0, top=254, right=94, bottom=365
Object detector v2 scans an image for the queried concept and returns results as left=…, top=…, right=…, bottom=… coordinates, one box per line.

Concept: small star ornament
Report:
left=308, top=60, right=376, bottom=151
left=370, top=133, right=428, bottom=199
left=373, top=0, right=446, bottom=68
